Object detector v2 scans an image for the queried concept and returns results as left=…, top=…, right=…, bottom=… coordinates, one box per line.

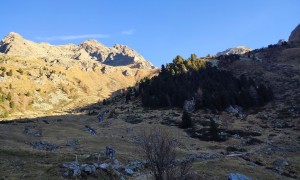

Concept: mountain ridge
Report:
left=0, top=32, right=155, bottom=69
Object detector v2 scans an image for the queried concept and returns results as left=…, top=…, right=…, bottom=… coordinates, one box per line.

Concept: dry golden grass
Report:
left=0, top=54, right=155, bottom=120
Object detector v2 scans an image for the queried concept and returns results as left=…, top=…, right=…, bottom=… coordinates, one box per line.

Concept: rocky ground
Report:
left=0, top=88, right=299, bottom=179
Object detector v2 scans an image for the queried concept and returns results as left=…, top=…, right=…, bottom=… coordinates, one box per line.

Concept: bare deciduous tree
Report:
left=137, top=127, right=193, bottom=180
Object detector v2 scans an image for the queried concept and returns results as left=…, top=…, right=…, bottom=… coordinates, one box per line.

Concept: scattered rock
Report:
left=27, top=141, right=58, bottom=151
left=85, top=125, right=96, bottom=135
left=273, top=159, right=289, bottom=167
left=23, top=126, right=42, bottom=137
left=228, top=173, right=253, bottom=180
left=66, top=139, right=80, bottom=148
left=112, top=159, right=121, bottom=169
left=125, top=160, right=144, bottom=171
left=244, top=137, right=263, bottom=146
left=271, top=119, right=294, bottom=128
left=123, top=167, right=134, bottom=176
left=62, top=161, right=81, bottom=177
left=247, top=161, right=258, bottom=166
left=124, top=115, right=143, bottom=124
left=63, top=171, right=69, bottom=177
left=81, top=164, right=96, bottom=174
left=126, top=127, right=133, bottom=133
left=99, top=163, right=109, bottom=170
left=226, top=105, right=247, bottom=120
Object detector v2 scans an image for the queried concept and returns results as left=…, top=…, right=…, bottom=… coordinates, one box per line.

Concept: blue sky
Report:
left=0, top=0, right=299, bottom=67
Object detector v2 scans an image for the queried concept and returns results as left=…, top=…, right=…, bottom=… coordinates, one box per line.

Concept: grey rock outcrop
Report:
left=0, top=32, right=154, bottom=69
left=288, top=24, right=300, bottom=47
left=216, top=46, right=252, bottom=56
left=277, top=39, right=286, bottom=45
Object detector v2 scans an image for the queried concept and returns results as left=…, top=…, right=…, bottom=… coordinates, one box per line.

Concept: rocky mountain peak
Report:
left=80, top=39, right=106, bottom=48
left=3, top=32, right=24, bottom=42
left=216, top=46, right=252, bottom=56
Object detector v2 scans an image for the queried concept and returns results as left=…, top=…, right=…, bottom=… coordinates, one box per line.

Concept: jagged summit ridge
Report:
left=216, top=46, right=252, bottom=56
left=0, top=32, right=154, bottom=69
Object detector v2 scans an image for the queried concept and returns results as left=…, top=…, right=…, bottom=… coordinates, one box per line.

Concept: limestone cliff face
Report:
left=0, top=32, right=154, bottom=69
left=288, top=24, right=300, bottom=47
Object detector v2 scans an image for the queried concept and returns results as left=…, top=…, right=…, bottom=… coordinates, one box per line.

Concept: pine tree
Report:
left=160, top=64, right=166, bottom=76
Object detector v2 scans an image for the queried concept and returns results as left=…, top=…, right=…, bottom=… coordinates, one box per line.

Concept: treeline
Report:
left=139, top=54, right=273, bottom=111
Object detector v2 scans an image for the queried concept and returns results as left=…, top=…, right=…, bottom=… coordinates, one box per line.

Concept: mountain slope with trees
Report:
left=139, top=54, right=273, bottom=111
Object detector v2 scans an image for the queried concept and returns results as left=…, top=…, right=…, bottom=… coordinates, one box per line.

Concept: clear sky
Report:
left=1, top=0, right=299, bottom=67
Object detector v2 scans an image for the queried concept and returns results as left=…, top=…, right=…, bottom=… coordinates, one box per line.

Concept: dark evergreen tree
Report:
left=103, top=99, right=107, bottom=105
left=210, top=119, right=220, bottom=141
left=181, top=111, right=193, bottom=128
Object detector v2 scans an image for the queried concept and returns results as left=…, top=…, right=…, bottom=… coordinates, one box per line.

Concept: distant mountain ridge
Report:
left=0, top=32, right=154, bottom=69
left=216, top=46, right=252, bottom=56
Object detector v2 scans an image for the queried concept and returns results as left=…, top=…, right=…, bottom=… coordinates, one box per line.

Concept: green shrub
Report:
left=16, top=68, right=24, bottom=75
left=9, top=101, right=15, bottom=109
left=24, top=91, right=31, bottom=97
left=6, top=92, right=12, bottom=101
left=6, top=69, right=13, bottom=76
left=2, top=110, right=9, bottom=118
left=0, top=95, right=5, bottom=103
left=0, top=67, right=6, bottom=72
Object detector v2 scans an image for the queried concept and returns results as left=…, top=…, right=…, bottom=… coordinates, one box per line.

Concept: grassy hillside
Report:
left=0, top=54, right=155, bottom=119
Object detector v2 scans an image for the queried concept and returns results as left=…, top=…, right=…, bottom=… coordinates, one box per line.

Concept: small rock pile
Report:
left=122, top=160, right=144, bottom=176
left=26, top=141, right=58, bottom=151
left=61, top=160, right=123, bottom=178
left=61, top=159, right=145, bottom=178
